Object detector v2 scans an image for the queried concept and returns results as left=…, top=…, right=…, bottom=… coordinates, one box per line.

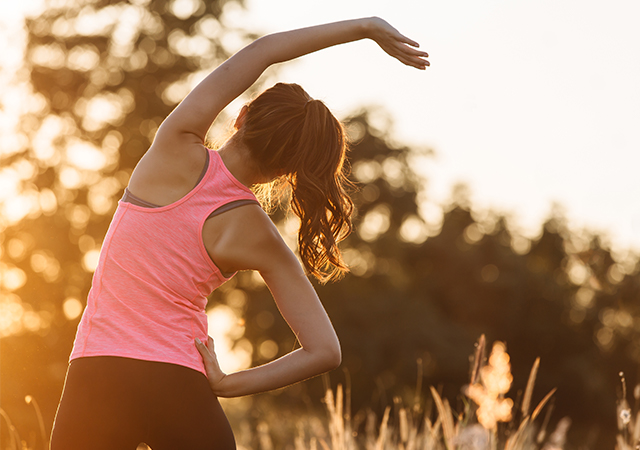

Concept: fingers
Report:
left=385, top=43, right=429, bottom=69
left=400, top=44, right=429, bottom=58
left=396, top=32, right=420, bottom=48
left=195, top=337, right=213, bottom=357
left=372, top=17, right=428, bottom=68
left=395, top=47, right=429, bottom=68
left=377, top=32, right=429, bottom=69
left=400, top=56, right=428, bottom=70
left=195, top=337, right=207, bottom=355
left=196, top=336, right=219, bottom=358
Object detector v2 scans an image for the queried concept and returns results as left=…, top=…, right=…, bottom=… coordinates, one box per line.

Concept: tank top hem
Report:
left=69, top=352, right=207, bottom=376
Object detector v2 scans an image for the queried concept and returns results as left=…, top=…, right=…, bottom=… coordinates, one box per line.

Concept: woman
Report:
left=50, top=16, right=428, bottom=450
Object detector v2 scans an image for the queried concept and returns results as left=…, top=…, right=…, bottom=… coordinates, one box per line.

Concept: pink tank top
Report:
left=70, top=149, right=258, bottom=375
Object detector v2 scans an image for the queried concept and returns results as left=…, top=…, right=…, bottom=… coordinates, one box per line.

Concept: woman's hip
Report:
left=51, top=356, right=235, bottom=450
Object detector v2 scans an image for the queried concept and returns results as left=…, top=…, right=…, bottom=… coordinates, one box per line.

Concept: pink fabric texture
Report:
left=70, top=149, right=258, bottom=375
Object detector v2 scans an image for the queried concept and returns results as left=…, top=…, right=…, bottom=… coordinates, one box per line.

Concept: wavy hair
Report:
left=238, top=83, right=353, bottom=283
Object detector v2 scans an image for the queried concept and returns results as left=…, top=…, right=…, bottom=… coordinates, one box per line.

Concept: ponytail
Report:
left=240, top=83, right=353, bottom=283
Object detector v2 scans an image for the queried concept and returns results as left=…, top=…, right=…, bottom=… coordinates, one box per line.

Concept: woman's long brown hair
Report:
left=239, top=83, right=353, bottom=283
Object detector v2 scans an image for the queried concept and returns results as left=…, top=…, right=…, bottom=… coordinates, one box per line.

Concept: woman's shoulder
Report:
left=127, top=138, right=208, bottom=206
left=202, top=204, right=293, bottom=274
left=205, top=203, right=281, bottom=248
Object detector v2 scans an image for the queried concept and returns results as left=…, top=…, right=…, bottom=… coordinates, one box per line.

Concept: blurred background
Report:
left=0, top=0, right=639, bottom=448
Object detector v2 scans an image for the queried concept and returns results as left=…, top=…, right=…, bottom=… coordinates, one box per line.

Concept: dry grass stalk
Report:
left=2, top=337, right=579, bottom=450
left=373, top=406, right=391, bottom=450
left=283, top=337, right=566, bottom=450
left=470, top=334, right=487, bottom=386
left=0, top=408, right=21, bottom=450
left=429, top=387, right=455, bottom=450
left=521, top=358, right=540, bottom=418
left=531, top=389, right=556, bottom=422
left=615, top=372, right=639, bottom=450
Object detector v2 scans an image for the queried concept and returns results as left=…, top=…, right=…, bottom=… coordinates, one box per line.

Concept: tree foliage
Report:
left=0, top=0, right=251, bottom=442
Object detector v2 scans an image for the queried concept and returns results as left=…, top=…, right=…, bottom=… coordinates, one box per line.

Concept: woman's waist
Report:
left=71, top=317, right=208, bottom=375
left=69, top=351, right=207, bottom=377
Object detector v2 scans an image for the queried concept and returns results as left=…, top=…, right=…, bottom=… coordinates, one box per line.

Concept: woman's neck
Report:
left=217, top=138, right=267, bottom=187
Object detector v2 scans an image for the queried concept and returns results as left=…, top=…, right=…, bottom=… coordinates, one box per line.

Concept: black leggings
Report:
left=50, top=356, right=236, bottom=450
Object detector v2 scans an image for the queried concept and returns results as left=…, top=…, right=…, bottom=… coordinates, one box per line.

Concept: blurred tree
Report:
left=0, top=0, right=253, bottom=444
left=223, top=110, right=639, bottom=448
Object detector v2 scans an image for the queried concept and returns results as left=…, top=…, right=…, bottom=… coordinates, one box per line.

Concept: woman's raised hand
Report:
left=366, top=17, right=429, bottom=70
left=195, top=336, right=227, bottom=394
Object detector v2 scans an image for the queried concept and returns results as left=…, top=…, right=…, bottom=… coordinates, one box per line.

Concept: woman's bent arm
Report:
left=156, top=17, right=428, bottom=145
left=196, top=206, right=342, bottom=397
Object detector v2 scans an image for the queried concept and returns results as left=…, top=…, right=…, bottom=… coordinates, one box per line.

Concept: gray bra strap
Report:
left=121, top=189, right=259, bottom=218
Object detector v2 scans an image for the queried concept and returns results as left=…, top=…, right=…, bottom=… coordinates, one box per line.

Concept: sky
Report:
left=228, top=0, right=640, bottom=257
left=1, top=0, right=639, bottom=257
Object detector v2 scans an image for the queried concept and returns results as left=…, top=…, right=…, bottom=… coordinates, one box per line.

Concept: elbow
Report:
left=307, top=341, right=341, bottom=373
left=322, top=342, right=342, bottom=372
left=329, top=349, right=342, bottom=371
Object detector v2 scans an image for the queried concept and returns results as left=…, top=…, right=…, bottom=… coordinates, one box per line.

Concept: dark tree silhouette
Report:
left=223, top=111, right=638, bottom=448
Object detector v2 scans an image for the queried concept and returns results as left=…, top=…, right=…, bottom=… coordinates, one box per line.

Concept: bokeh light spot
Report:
left=0, top=293, right=24, bottom=337
left=82, top=249, right=100, bottom=273
left=67, top=45, right=100, bottom=71
left=39, top=188, right=58, bottom=215
left=464, top=223, right=484, bottom=244
left=2, top=266, right=27, bottom=291
left=226, top=289, right=247, bottom=309
left=63, top=297, right=83, bottom=320
left=566, top=258, right=589, bottom=285
left=59, top=167, right=82, bottom=189
left=207, top=305, right=251, bottom=373
left=66, top=204, right=91, bottom=229
left=353, top=160, right=381, bottom=183
left=359, top=204, right=391, bottom=242
left=399, top=215, right=428, bottom=244
left=169, top=0, right=202, bottom=20
left=607, top=264, right=625, bottom=284
left=67, top=140, right=107, bottom=171
left=596, top=327, right=614, bottom=351
left=258, top=340, right=279, bottom=360
left=574, top=287, right=595, bottom=309
left=511, top=236, right=531, bottom=255
left=7, top=239, right=27, bottom=260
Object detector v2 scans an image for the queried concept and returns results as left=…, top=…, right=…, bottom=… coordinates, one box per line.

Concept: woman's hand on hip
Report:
left=366, top=17, right=429, bottom=70
left=195, top=336, right=227, bottom=393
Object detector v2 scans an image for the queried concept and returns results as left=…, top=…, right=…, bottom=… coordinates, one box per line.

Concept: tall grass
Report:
left=1, top=395, right=46, bottom=450
left=5, top=336, right=637, bottom=449
left=615, top=372, right=640, bottom=450
left=240, top=336, right=569, bottom=450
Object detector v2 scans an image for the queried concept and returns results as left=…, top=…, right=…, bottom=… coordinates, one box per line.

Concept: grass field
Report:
left=2, top=336, right=633, bottom=449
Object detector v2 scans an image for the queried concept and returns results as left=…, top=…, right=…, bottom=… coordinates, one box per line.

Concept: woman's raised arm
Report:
left=156, top=17, right=429, bottom=144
